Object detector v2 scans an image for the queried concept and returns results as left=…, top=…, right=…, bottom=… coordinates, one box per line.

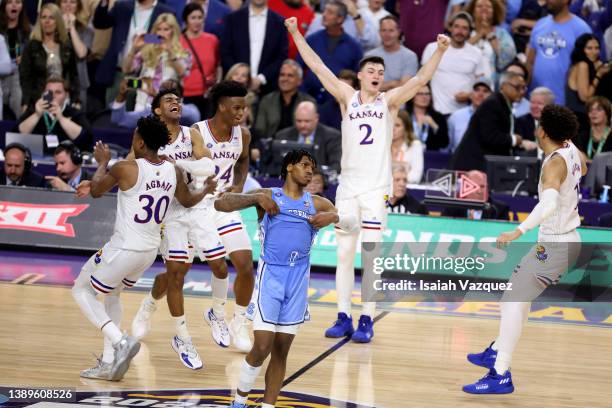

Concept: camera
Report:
left=126, top=78, right=143, bottom=89
left=42, top=90, right=53, bottom=104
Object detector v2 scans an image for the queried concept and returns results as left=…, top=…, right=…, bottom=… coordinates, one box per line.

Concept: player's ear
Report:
left=154, top=107, right=162, bottom=116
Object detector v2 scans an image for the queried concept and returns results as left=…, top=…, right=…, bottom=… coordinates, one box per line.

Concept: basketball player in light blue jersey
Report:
left=214, top=150, right=358, bottom=408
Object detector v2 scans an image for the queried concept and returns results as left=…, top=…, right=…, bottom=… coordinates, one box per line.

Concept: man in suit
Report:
left=515, top=86, right=554, bottom=155
left=1, top=143, right=45, bottom=187
left=272, top=101, right=341, bottom=174
left=221, top=0, right=288, bottom=95
left=449, top=71, right=526, bottom=172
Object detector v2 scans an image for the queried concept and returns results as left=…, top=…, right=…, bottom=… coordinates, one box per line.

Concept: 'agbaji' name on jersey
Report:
left=145, top=180, right=174, bottom=192
left=213, top=150, right=240, bottom=160
left=348, top=110, right=384, bottom=121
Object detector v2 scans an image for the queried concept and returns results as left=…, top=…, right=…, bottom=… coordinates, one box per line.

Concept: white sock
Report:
left=361, top=303, right=375, bottom=317
left=102, top=295, right=122, bottom=363
left=212, top=276, right=228, bottom=317
left=335, top=230, right=359, bottom=316
left=145, top=292, right=157, bottom=305
left=493, top=302, right=531, bottom=374
left=234, top=394, right=248, bottom=405
left=101, top=321, right=123, bottom=345
left=234, top=304, right=247, bottom=319
left=174, top=315, right=190, bottom=340
left=261, top=404, right=274, bottom=408
left=237, top=358, right=262, bottom=394
left=360, top=227, right=383, bottom=318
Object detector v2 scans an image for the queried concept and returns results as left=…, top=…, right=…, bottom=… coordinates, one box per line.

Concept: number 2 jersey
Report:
left=338, top=91, right=393, bottom=198
left=108, top=158, right=177, bottom=251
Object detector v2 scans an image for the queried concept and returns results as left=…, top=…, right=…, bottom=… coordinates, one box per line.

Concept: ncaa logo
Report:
left=207, top=143, right=213, bottom=148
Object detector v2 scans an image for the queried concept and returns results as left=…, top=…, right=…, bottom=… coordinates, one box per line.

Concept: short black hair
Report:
left=359, top=56, right=385, bottom=71
left=280, top=149, right=317, bottom=181
left=209, top=80, right=248, bottom=113
left=151, top=88, right=180, bottom=115
left=182, top=2, right=202, bottom=23
left=136, top=115, right=170, bottom=152
left=540, top=104, right=579, bottom=143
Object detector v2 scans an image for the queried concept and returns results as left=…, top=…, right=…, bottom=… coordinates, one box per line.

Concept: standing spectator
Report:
left=387, top=163, right=428, bottom=214
left=306, top=0, right=380, bottom=51
left=575, top=96, right=611, bottom=161
left=0, top=0, right=30, bottom=119
left=318, top=68, right=357, bottom=130
left=399, top=0, right=447, bottom=58
left=255, top=59, right=315, bottom=139
left=447, top=79, right=492, bottom=153
left=391, top=109, right=423, bottom=183
left=58, top=0, right=93, bottom=111
left=298, top=0, right=363, bottom=103
left=180, top=3, right=219, bottom=119
left=0, top=32, right=11, bottom=119
left=510, top=0, right=548, bottom=54
left=465, top=0, right=517, bottom=85
left=570, top=0, right=612, bottom=61
left=220, top=0, right=288, bottom=95
left=566, top=33, right=610, bottom=130
left=365, top=15, right=418, bottom=91
left=0, top=142, right=45, bottom=187
left=360, top=0, right=390, bottom=26
left=92, top=0, right=173, bottom=104
left=406, top=84, right=449, bottom=151
left=20, top=3, right=78, bottom=110
left=123, top=13, right=191, bottom=112
left=45, top=140, right=92, bottom=191
left=506, top=59, right=530, bottom=116
left=422, top=12, right=489, bottom=115
left=269, top=0, right=315, bottom=59
left=526, top=0, right=591, bottom=105
left=184, top=0, right=231, bottom=39
left=449, top=71, right=526, bottom=171
left=516, top=86, right=555, bottom=146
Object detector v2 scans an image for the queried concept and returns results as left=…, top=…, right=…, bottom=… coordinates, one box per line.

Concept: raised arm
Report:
left=386, top=34, right=449, bottom=109
left=90, top=141, right=135, bottom=197
left=285, top=17, right=354, bottom=106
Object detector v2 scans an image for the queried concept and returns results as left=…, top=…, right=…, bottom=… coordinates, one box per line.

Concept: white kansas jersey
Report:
left=108, top=159, right=177, bottom=251
left=196, top=120, right=242, bottom=196
left=339, top=91, right=393, bottom=198
left=539, top=141, right=582, bottom=236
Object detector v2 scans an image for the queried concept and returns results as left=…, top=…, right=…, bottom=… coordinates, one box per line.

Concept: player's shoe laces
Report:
left=229, top=314, right=252, bottom=353
left=110, top=333, right=141, bottom=381
left=80, top=355, right=112, bottom=380
left=467, top=342, right=497, bottom=368
left=171, top=335, right=203, bottom=370
left=229, top=402, right=247, bottom=408
left=204, top=308, right=230, bottom=348
left=325, top=312, right=354, bottom=338
left=462, top=368, right=514, bottom=394
left=131, top=297, right=157, bottom=340
left=351, top=315, right=374, bottom=343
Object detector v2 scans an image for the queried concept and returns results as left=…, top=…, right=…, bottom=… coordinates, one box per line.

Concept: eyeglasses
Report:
left=506, top=83, right=526, bottom=91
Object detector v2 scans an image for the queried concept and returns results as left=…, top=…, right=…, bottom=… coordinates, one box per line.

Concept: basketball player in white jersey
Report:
left=286, top=17, right=449, bottom=342
left=130, top=89, right=217, bottom=370
left=463, top=105, right=586, bottom=394
left=72, top=116, right=211, bottom=381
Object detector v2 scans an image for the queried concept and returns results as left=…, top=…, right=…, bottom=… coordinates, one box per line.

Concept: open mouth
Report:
left=170, top=106, right=180, bottom=113
left=372, top=81, right=379, bottom=86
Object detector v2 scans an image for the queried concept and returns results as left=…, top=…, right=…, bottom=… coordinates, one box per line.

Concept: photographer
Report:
left=16, top=76, right=93, bottom=154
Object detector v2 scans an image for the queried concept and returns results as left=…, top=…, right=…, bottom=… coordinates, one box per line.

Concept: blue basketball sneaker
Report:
left=467, top=342, right=497, bottom=368
left=462, top=368, right=514, bottom=394
left=229, top=402, right=247, bottom=408
left=351, top=315, right=374, bottom=343
left=325, top=312, right=354, bottom=338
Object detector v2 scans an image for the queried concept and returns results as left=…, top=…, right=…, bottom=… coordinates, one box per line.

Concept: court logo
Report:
left=0, top=393, right=8, bottom=403
left=0, top=201, right=89, bottom=237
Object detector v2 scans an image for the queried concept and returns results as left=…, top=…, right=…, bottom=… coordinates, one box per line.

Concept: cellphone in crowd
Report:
left=126, top=78, right=143, bottom=89
left=143, top=33, right=162, bottom=44
left=43, top=90, right=54, bottom=104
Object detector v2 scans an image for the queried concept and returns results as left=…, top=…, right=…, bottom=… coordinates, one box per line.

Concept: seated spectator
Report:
left=509, top=0, right=547, bottom=54
left=0, top=142, right=45, bottom=187
left=441, top=170, right=510, bottom=220
left=20, top=3, right=78, bottom=110
left=271, top=101, right=341, bottom=174
left=406, top=84, right=448, bottom=151
left=122, top=13, right=191, bottom=112
left=449, top=71, right=526, bottom=171
left=319, top=69, right=357, bottom=130
left=465, top=0, right=516, bottom=85
left=110, top=79, right=200, bottom=128
left=421, top=12, right=489, bottom=116
left=306, top=0, right=379, bottom=51
left=180, top=3, right=220, bottom=120
left=225, top=62, right=252, bottom=89
left=17, top=76, right=93, bottom=153
left=387, top=164, right=428, bottom=214
left=575, top=96, right=611, bottom=162
left=364, top=15, right=417, bottom=91
left=391, top=110, right=423, bottom=183
left=566, top=33, right=610, bottom=131
left=506, top=60, right=530, bottom=116
left=447, top=80, right=492, bottom=153
left=268, top=0, right=315, bottom=59
left=359, top=0, right=391, bottom=26
left=45, top=140, right=92, bottom=191
left=298, top=0, right=363, bottom=104
left=304, top=166, right=331, bottom=200
left=515, top=86, right=555, bottom=153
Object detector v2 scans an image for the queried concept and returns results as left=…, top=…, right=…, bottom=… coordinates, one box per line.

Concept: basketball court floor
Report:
left=1, top=249, right=611, bottom=408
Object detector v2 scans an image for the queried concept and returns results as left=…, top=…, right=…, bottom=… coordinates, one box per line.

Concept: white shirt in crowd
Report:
left=249, top=5, right=268, bottom=82
left=393, top=140, right=424, bottom=184
left=359, top=6, right=391, bottom=27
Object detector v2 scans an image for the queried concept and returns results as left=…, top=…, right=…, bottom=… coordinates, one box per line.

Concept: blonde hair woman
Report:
left=224, top=62, right=252, bottom=90
left=392, top=110, right=424, bottom=184
left=20, top=2, right=78, bottom=109
left=123, top=13, right=191, bottom=111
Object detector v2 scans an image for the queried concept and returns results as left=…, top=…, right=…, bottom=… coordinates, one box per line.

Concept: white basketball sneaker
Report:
left=229, top=314, right=252, bottom=353
left=131, top=297, right=157, bottom=340
left=204, top=308, right=231, bottom=348
left=171, top=336, right=203, bottom=370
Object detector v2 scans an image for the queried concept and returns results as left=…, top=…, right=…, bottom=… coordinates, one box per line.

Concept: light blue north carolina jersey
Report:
left=259, top=188, right=317, bottom=265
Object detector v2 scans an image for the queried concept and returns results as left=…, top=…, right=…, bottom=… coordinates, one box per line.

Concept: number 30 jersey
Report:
left=108, top=159, right=177, bottom=251
left=339, top=91, right=393, bottom=198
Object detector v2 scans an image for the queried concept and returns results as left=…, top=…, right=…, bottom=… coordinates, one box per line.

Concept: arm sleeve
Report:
left=518, top=188, right=559, bottom=233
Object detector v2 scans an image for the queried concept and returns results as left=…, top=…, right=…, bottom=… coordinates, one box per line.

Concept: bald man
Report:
left=272, top=101, right=342, bottom=174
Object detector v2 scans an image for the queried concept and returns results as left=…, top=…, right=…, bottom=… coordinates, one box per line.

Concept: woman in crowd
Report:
left=465, top=0, right=516, bottom=85
left=392, top=109, right=424, bottom=184
left=123, top=13, right=191, bottom=112
left=19, top=3, right=78, bottom=111
left=576, top=96, right=612, bottom=162
left=0, top=0, right=29, bottom=119
left=566, top=33, right=610, bottom=131
left=180, top=3, right=219, bottom=120
left=406, top=84, right=448, bottom=151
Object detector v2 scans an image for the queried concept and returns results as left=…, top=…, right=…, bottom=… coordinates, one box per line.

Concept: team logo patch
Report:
left=4, top=389, right=376, bottom=408
left=94, top=249, right=103, bottom=265
left=535, top=244, right=548, bottom=263
left=304, top=200, right=310, bottom=207
left=275, top=192, right=282, bottom=197
left=352, top=102, right=358, bottom=108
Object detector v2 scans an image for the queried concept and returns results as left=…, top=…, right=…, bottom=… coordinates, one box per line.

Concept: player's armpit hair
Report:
left=518, top=188, right=559, bottom=234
